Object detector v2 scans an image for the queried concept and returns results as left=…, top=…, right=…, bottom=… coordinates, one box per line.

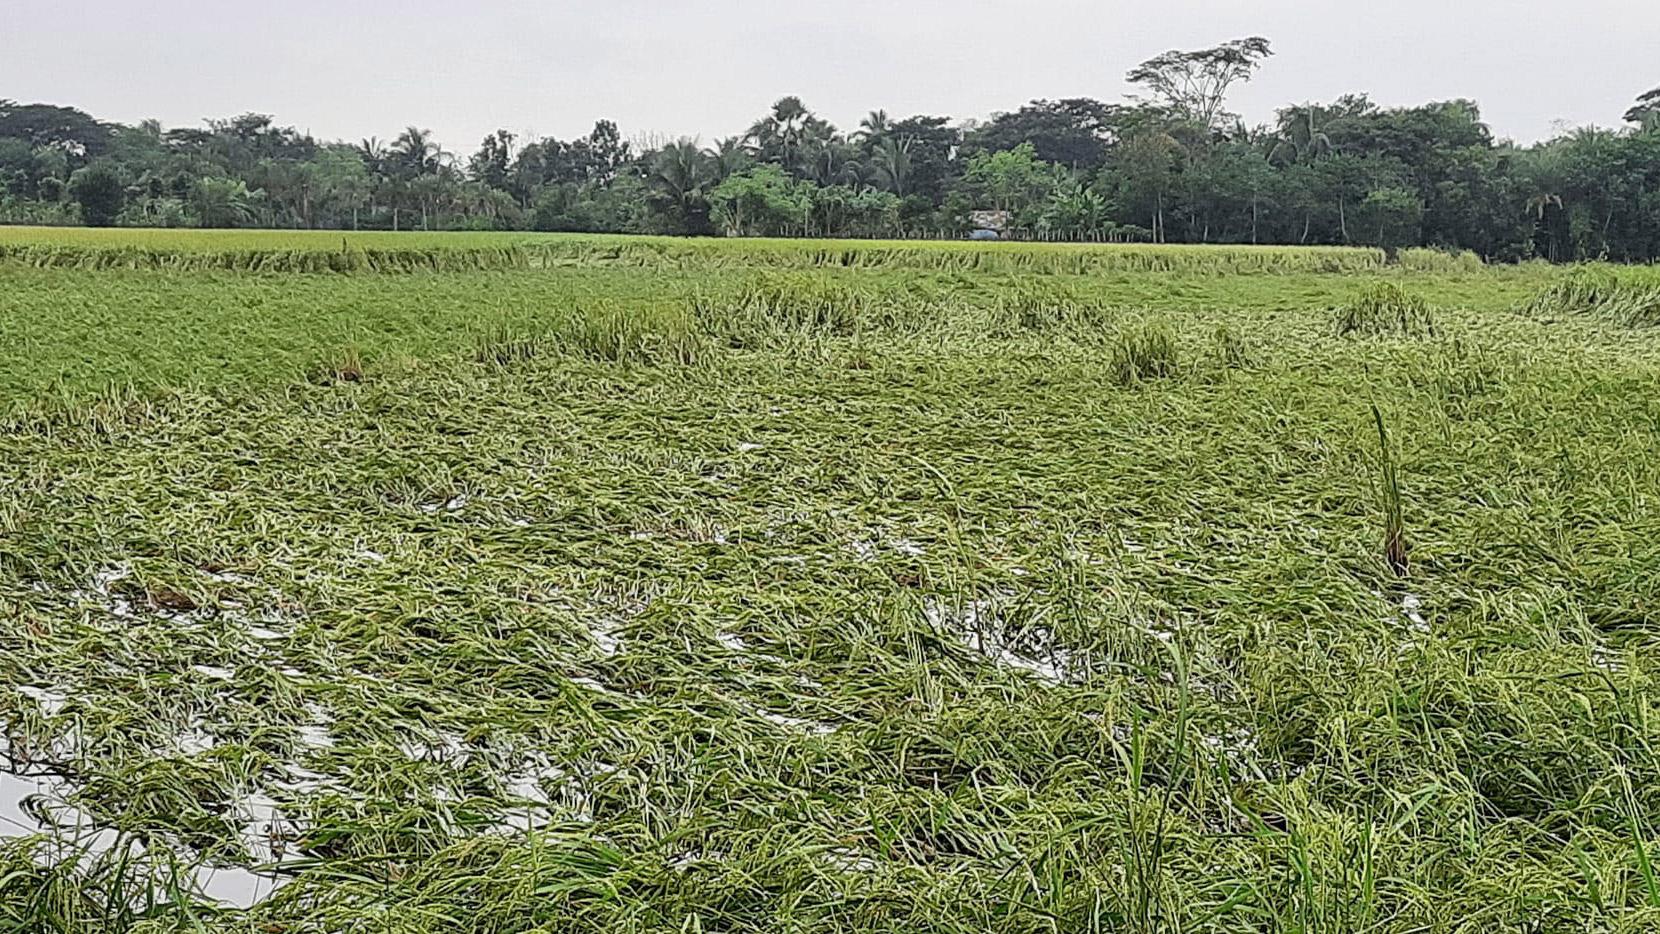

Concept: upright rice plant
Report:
left=1372, top=405, right=1409, bottom=578
left=1110, top=319, right=1180, bottom=386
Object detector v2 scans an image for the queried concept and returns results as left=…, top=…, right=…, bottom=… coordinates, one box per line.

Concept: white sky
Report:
left=4, top=0, right=1655, bottom=154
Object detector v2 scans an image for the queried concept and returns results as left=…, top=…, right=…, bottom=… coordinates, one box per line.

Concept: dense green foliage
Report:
left=4, top=42, right=1660, bottom=260
left=3, top=232, right=1660, bottom=932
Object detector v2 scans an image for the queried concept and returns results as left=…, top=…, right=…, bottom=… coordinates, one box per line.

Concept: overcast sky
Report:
left=5, top=1, right=1655, bottom=153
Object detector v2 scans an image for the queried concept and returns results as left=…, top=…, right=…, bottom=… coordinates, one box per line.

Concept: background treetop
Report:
left=2, top=37, right=1658, bottom=262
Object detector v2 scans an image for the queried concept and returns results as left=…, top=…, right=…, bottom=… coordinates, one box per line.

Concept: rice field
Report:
left=1, top=231, right=1657, bottom=932
left=0, top=225, right=1468, bottom=275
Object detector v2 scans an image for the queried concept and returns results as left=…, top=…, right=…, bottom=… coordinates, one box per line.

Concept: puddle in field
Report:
left=703, top=629, right=840, bottom=735
left=1591, top=643, right=1625, bottom=673
left=3, top=686, right=290, bottom=910
left=9, top=568, right=649, bottom=900
left=227, top=789, right=308, bottom=865
left=1401, top=594, right=1429, bottom=633
left=1, top=745, right=287, bottom=910
left=398, top=728, right=470, bottom=764
left=591, top=619, right=624, bottom=658
left=668, top=847, right=728, bottom=870
left=823, top=846, right=877, bottom=873
left=412, top=737, right=620, bottom=831
left=0, top=767, right=52, bottom=837
left=419, top=493, right=471, bottom=514
left=925, top=597, right=1081, bottom=684
left=1200, top=725, right=1264, bottom=775
left=28, top=565, right=309, bottom=661
left=16, top=685, right=69, bottom=717
left=191, top=863, right=288, bottom=909
left=170, top=722, right=218, bottom=756
left=3, top=687, right=630, bottom=907
left=717, top=631, right=752, bottom=653
left=493, top=755, right=616, bottom=830
left=35, top=564, right=140, bottom=620
left=1374, top=591, right=1434, bottom=658
left=848, top=528, right=930, bottom=563
left=579, top=590, right=656, bottom=660
left=754, top=707, right=838, bottom=736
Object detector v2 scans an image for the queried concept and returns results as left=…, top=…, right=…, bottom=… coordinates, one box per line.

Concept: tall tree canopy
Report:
left=4, top=40, right=1660, bottom=261
left=1628, top=87, right=1660, bottom=128
left=1127, top=37, right=1274, bottom=132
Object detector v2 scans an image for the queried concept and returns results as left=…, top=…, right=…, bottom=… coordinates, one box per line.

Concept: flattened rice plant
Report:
left=1, top=227, right=1656, bottom=933
left=1520, top=267, right=1660, bottom=327
left=1336, top=283, right=1437, bottom=338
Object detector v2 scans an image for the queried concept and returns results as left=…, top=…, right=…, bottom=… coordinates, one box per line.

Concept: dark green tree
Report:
left=67, top=163, right=125, bottom=225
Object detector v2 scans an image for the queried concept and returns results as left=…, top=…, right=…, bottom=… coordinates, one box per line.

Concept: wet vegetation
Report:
left=1, top=233, right=1658, bottom=932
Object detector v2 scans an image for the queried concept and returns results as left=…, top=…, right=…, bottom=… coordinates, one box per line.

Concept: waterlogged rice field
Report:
left=1, top=232, right=1659, bottom=932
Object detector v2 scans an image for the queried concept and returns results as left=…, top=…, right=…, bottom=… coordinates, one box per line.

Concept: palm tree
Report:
left=1270, top=99, right=1380, bottom=242
left=357, top=137, right=387, bottom=174
left=709, top=137, right=753, bottom=181
left=408, top=171, right=454, bottom=230
left=648, top=139, right=717, bottom=233
left=1626, top=87, right=1660, bottom=127
left=870, top=137, right=913, bottom=197
left=454, top=180, right=516, bottom=227
left=329, top=170, right=372, bottom=231
left=803, top=140, right=863, bottom=188
left=856, top=110, right=892, bottom=143
left=391, top=126, right=443, bottom=178
left=192, top=177, right=258, bottom=228
left=747, top=97, right=831, bottom=176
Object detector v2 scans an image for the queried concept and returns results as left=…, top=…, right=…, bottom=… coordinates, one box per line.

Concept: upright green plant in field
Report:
left=1518, top=267, right=1620, bottom=317
left=1372, top=405, right=1409, bottom=578
left=1110, top=319, right=1180, bottom=386
left=1336, top=283, right=1436, bottom=338
left=554, top=303, right=702, bottom=364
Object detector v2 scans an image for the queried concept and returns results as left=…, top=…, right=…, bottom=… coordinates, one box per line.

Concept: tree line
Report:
left=5, top=37, right=1660, bottom=261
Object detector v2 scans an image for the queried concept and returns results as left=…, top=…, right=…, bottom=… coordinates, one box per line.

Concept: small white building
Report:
left=968, top=209, right=1011, bottom=240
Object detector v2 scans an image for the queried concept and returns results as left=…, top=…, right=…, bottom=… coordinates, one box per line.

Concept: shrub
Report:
left=474, top=328, right=542, bottom=368
left=311, top=347, right=364, bottom=384
left=67, top=165, right=126, bottom=227
left=1403, top=339, right=1503, bottom=418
